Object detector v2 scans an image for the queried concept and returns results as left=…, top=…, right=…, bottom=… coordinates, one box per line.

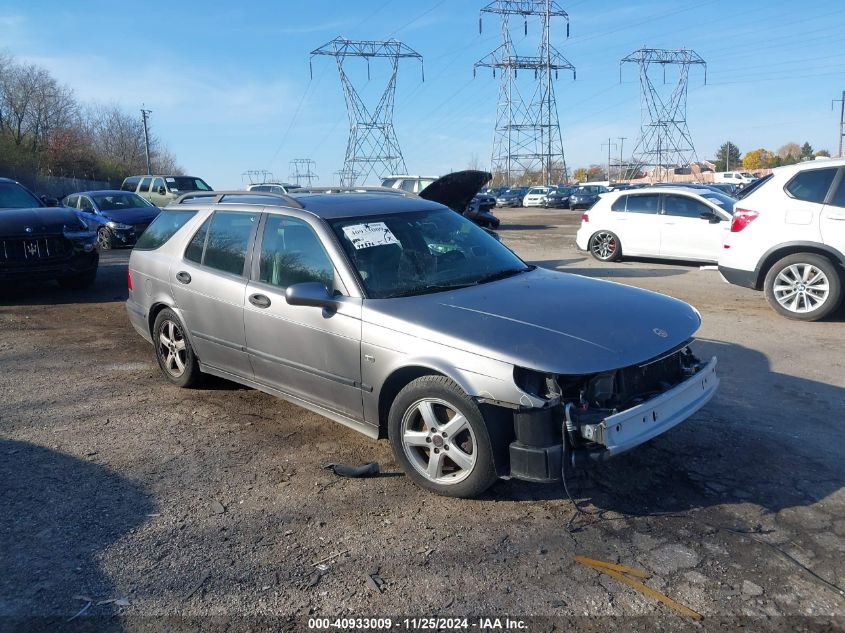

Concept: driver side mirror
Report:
left=285, top=282, right=338, bottom=310
left=158, top=186, right=166, bottom=195
left=699, top=211, right=721, bottom=223
left=40, top=195, right=59, bottom=207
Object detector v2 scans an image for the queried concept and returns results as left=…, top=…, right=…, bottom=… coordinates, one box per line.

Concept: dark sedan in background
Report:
left=0, top=177, right=98, bottom=288
left=569, top=185, right=609, bottom=210
left=542, top=186, right=574, bottom=209
left=63, top=190, right=160, bottom=250
left=495, top=187, right=528, bottom=207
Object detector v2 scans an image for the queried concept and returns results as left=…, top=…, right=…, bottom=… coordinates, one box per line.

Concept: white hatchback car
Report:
left=575, top=187, right=735, bottom=263
left=719, top=158, right=845, bottom=321
left=522, top=186, right=551, bottom=207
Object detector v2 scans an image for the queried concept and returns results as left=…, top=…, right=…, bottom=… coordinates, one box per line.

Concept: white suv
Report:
left=718, top=158, right=845, bottom=321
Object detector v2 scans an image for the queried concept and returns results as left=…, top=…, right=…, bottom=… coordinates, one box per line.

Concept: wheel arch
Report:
left=376, top=363, right=484, bottom=439
left=755, top=242, right=845, bottom=289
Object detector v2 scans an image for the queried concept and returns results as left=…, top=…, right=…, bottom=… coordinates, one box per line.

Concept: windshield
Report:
left=166, top=177, right=212, bottom=192
left=576, top=186, right=602, bottom=194
left=0, top=181, right=42, bottom=209
left=699, top=191, right=736, bottom=213
left=91, top=192, right=153, bottom=210
left=735, top=174, right=772, bottom=200
left=330, top=208, right=529, bottom=299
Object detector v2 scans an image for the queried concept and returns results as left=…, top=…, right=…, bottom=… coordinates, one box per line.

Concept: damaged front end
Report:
left=504, top=343, right=718, bottom=482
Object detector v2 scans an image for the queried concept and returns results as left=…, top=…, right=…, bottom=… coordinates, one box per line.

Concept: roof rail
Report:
left=172, top=190, right=304, bottom=209
left=293, top=186, right=410, bottom=196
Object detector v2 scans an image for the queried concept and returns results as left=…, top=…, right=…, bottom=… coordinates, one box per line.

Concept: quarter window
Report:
left=662, top=195, right=712, bottom=219
left=830, top=173, right=845, bottom=208
left=785, top=168, right=837, bottom=204
left=258, top=216, right=334, bottom=289
left=611, top=196, right=626, bottom=212
left=624, top=194, right=659, bottom=214
left=201, top=211, right=258, bottom=276
left=134, top=211, right=196, bottom=250
left=121, top=177, right=139, bottom=192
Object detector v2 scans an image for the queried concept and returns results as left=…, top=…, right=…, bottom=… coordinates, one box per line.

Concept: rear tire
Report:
left=153, top=308, right=203, bottom=387
left=763, top=253, right=842, bottom=321
left=589, top=230, right=622, bottom=262
left=388, top=376, right=498, bottom=498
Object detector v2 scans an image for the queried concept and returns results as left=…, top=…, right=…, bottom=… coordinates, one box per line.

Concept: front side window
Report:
left=200, top=211, right=258, bottom=275
left=624, top=194, right=659, bottom=214
left=152, top=177, right=165, bottom=193
left=258, top=216, right=334, bottom=289
left=79, top=197, right=94, bottom=211
left=662, top=194, right=712, bottom=219
left=785, top=168, right=837, bottom=204
left=64, top=195, right=79, bottom=209
left=331, top=208, right=528, bottom=299
left=134, top=210, right=196, bottom=250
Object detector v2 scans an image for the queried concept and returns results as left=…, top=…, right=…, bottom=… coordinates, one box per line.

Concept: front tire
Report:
left=763, top=253, right=842, bottom=321
left=97, top=227, right=112, bottom=251
left=388, top=376, right=497, bottom=498
left=589, top=230, right=622, bottom=262
left=153, top=308, right=203, bottom=387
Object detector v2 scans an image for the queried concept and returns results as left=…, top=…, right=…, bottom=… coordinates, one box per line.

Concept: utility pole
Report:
left=833, top=90, right=845, bottom=158
left=602, top=138, right=617, bottom=182
left=140, top=106, right=152, bottom=174
left=617, top=136, right=626, bottom=180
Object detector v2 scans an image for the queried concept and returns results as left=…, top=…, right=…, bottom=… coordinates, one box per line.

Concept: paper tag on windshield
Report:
left=342, top=222, right=399, bottom=250
left=165, top=177, right=176, bottom=183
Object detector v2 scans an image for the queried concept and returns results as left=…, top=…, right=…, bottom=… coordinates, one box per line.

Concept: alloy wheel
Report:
left=400, top=398, right=477, bottom=485
left=158, top=320, right=188, bottom=377
left=591, top=231, right=617, bottom=260
left=772, top=263, right=830, bottom=314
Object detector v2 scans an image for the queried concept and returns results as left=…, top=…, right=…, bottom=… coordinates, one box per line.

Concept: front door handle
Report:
left=176, top=271, right=191, bottom=284
left=249, top=293, right=271, bottom=309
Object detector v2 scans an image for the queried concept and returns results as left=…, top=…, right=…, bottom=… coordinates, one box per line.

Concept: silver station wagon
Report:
left=126, top=185, right=718, bottom=497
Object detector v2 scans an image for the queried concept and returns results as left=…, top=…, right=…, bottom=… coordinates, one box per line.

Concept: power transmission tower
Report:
left=289, top=159, right=319, bottom=186
left=140, top=106, right=152, bottom=174
left=833, top=90, right=845, bottom=158
left=617, top=136, right=627, bottom=181
left=601, top=138, right=617, bottom=181
left=621, top=48, right=706, bottom=182
left=311, top=38, right=423, bottom=186
left=475, top=0, right=575, bottom=187
left=334, top=168, right=359, bottom=188
left=241, top=170, right=274, bottom=185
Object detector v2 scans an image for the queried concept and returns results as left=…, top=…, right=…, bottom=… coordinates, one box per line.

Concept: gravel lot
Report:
left=1, top=206, right=844, bottom=631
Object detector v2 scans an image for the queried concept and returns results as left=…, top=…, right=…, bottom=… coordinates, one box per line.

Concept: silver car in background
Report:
left=126, top=188, right=718, bottom=497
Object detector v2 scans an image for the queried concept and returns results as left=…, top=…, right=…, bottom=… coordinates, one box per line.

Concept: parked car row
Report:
left=575, top=158, right=845, bottom=321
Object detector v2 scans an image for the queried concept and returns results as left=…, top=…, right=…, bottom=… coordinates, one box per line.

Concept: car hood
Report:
left=418, top=170, right=492, bottom=213
left=0, top=207, right=84, bottom=237
left=101, top=208, right=160, bottom=224
left=363, top=267, right=700, bottom=375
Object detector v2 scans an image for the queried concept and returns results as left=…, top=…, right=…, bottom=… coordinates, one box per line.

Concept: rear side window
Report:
left=139, top=177, right=152, bottom=193
left=134, top=210, right=196, bottom=250
left=122, top=177, right=140, bottom=192
left=625, top=194, right=659, bottom=214
left=785, top=168, right=837, bottom=204
left=201, top=211, right=258, bottom=276
left=184, top=218, right=210, bottom=263
left=662, top=194, right=712, bottom=218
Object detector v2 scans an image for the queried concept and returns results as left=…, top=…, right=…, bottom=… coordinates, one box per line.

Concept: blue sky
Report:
left=3, top=1, right=845, bottom=187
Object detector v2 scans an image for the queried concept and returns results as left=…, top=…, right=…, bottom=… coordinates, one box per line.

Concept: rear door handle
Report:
left=176, top=271, right=191, bottom=284
left=249, top=293, right=271, bottom=309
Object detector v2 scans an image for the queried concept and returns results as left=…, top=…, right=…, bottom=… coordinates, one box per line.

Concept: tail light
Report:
left=581, top=212, right=589, bottom=223
left=731, top=208, right=759, bottom=233
left=127, top=268, right=133, bottom=291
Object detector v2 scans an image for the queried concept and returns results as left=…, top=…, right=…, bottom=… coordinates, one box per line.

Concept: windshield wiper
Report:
left=473, top=265, right=534, bottom=285
left=387, top=282, right=476, bottom=298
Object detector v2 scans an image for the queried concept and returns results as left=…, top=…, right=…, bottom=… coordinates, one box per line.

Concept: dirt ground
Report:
left=1, top=207, right=844, bottom=631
